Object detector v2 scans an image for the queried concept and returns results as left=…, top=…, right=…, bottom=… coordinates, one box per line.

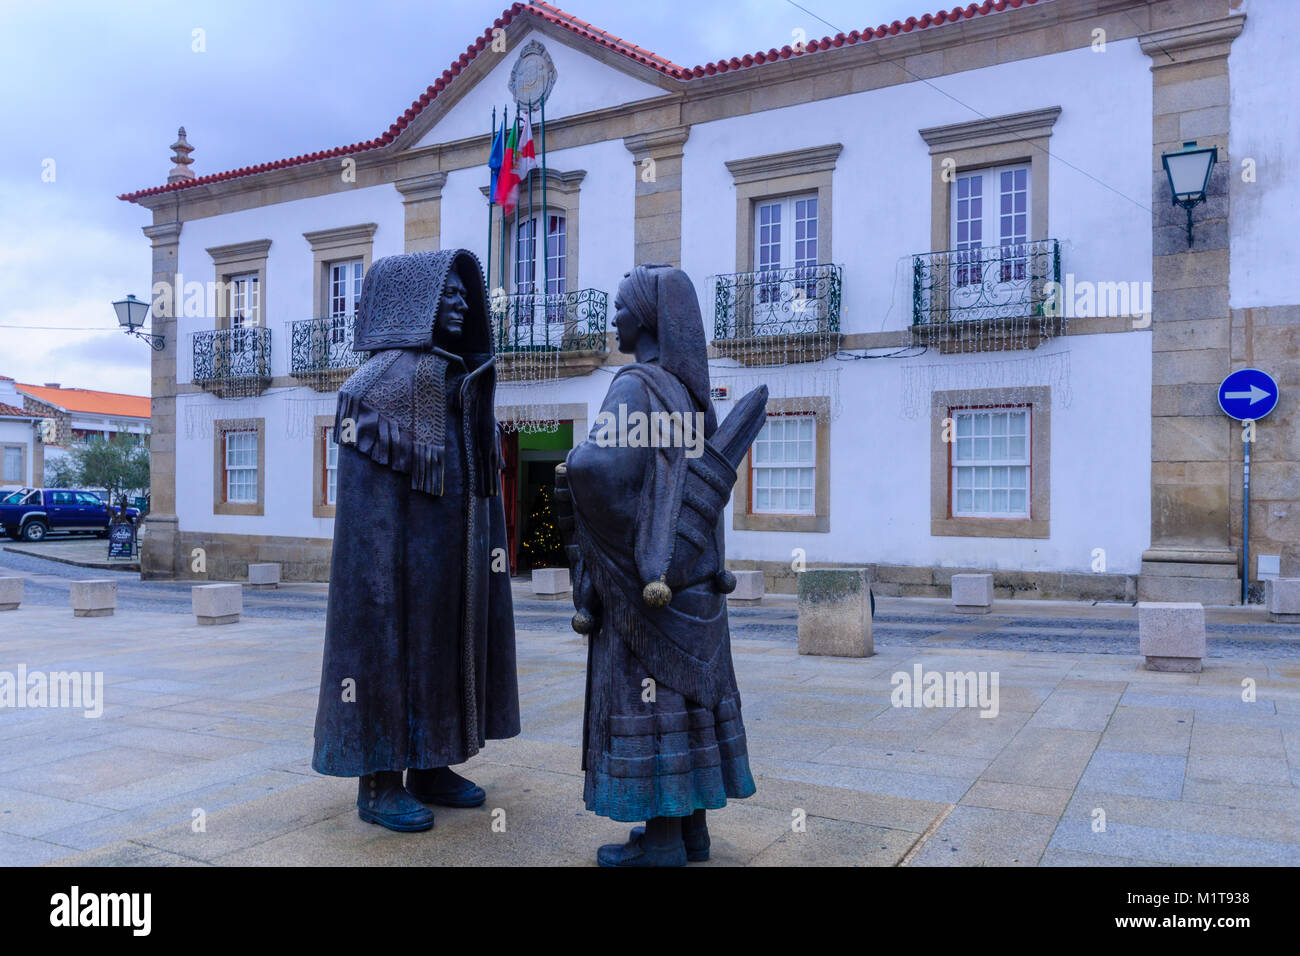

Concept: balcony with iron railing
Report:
left=912, top=238, right=1063, bottom=352
left=489, top=288, right=609, bottom=379
left=191, top=327, right=272, bottom=398
left=711, top=263, right=842, bottom=365
left=289, top=315, right=366, bottom=391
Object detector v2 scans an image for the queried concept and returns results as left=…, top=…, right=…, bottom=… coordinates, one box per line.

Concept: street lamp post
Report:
left=113, top=294, right=165, bottom=351
left=1160, top=140, right=1218, bottom=247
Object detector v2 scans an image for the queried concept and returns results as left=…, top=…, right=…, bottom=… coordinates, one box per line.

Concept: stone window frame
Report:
left=733, top=395, right=830, bottom=534
left=930, top=386, right=1050, bottom=539
left=207, top=239, right=272, bottom=331
left=312, top=414, right=338, bottom=519
left=2, top=443, right=26, bottom=485
left=919, top=107, right=1060, bottom=254
left=303, top=224, right=377, bottom=319
left=725, top=144, right=840, bottom=273
left=480, top=169, right=585, bottom=296
left=213, top=418, right=265, bottom=516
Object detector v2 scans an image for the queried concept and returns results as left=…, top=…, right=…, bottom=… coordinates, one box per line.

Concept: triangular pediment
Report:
left=403, top=21, right=678, bottom=150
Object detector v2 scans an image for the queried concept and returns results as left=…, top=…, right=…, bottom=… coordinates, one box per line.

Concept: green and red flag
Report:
left=495, top=121, right=521, bottom=215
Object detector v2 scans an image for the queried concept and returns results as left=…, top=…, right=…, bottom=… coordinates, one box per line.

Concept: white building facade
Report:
left=121, top=0, right=1296, bottom=604
left=0, top=377, right=41, bottom=491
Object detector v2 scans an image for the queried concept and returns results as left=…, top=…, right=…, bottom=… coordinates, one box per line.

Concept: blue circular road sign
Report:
left=1217, top=368, right=1279, bottom=421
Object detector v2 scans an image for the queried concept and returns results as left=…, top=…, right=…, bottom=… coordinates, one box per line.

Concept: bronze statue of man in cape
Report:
left=558, top=263, right=767, bottom=866
left=311, top=249, right=520, bottom=833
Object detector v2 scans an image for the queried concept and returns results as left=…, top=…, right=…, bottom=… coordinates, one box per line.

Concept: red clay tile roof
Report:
left=0, top=403, right=33, bottom=418
left=119, top=0, right=1045, bottom=203
left=16, top=384, right=151, bottom=419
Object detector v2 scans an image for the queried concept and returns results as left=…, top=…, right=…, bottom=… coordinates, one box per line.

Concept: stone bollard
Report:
left=247, top=563, right=281, bottom=590
left=951, top=573, right=994, bottom=614
left=727, top=570, right=765, bottom=606
left=0, top=576, right=22, bottom=611
left=1138, top=601, right=1206, bottom=672
left=192, top=583, right=242, bottom=626
left=70, top=580, right=116, bottom=618
left=531, top=567, right=571, bottom=601
left=1266, top=579, right=1300, bottom=623
left=797, top=568, right=873, bottom=657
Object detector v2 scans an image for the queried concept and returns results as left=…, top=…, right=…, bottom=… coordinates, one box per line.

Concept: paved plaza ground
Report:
left=2, top=549, right=1300, bottom=867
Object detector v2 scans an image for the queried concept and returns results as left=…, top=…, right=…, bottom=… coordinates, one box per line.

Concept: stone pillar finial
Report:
left=168, top=126, right=195, bottom=183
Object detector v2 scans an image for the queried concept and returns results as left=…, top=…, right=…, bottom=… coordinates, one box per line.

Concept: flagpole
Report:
left=499, top=103, right=510, bottom=296
left=486, top=105, right=495, bottom=300
left=540, top=93, right=549, bottom=314
left=527, top=103, right=535, bottom=302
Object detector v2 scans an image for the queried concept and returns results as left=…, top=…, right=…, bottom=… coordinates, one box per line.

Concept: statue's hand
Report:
left=570, top=557, right=601, bottom=635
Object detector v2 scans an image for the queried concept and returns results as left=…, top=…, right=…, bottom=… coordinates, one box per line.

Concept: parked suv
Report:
left=0, top=488, right=141, bottom=542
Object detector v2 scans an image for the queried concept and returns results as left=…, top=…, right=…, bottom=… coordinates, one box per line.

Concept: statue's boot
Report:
left=597, top=815, right=687, bottom=867
left=406, top=766, right=486, bottom=808
left=357, top=770, right=435, bottom=832
left=630, top=808, right=709, bottom=861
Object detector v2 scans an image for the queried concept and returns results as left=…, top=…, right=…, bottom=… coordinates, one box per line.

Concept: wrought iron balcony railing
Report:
left=289, top=315, right=365, bottom=390
left=912, top=238, right=1062, bottom=328
left=192, top=327, right=271, bottom=398
left=713, top=264, right=842, bottom=340
left=490, top=288, right=608, bottom=353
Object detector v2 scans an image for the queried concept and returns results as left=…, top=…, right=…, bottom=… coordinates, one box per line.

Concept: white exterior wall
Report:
left=682, top=41, right=1153, bottom=334
left=0, top=419, right=36, bottom=488
left=1228, top=3, right=1299, bottom=308
left=166, top=32, right=1157, bottom=576
left=174, top=185, right=404, bottom=539
left=689, top=41, right=1153, bottom=574
left=718, top=332, right=1152, bottom=573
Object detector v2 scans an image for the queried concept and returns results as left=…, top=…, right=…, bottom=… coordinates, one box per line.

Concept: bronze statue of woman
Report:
left=562, top=263, right=767, bottom=866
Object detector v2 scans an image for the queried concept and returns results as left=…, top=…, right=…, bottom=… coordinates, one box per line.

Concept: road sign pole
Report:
left=1217, top=369, right=1278, bottom=606
left=1243, top=435, right=1250, bottom=605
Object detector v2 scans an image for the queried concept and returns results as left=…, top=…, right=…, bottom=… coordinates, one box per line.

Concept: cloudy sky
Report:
left=0, top=0, right=931, bottom=396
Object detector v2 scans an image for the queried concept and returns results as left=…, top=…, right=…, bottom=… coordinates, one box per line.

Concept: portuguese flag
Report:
left=495, top=121, right=521, bottom=215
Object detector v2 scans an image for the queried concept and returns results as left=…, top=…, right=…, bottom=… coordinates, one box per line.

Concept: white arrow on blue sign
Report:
left=1217, top=367, right=1279, bottom=421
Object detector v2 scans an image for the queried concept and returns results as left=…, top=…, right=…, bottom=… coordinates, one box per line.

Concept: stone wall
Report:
left=173, top=530, right=333, bottom=583
left=20, top=397, right=70, bottom=447
left=727, top=558, right=1137, bottom=603
left=1230, top=305, right=1300, bottom=578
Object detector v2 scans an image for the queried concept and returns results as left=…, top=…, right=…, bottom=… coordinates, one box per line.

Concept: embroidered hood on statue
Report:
left=352, top=248, right=493, bottom=353
left=335, top=249, right=500, bottom=498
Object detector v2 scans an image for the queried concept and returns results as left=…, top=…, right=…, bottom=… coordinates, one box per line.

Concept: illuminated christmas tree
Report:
left=520, top=484, right=564, bottom=570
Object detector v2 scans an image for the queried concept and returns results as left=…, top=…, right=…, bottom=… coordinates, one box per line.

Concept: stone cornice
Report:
left=142, top=221, right=182, bottom=245
left=623, top=125, right=690, bottom=160
left=725, top=144, right=842, bottom=185
left=206, top=239, right=272, bottom=264
left=919, top=106, right=1061, bottom=154
left=1139, top=14, right=1246, bottom=68
left=302, top=223, right=378, bottom=251
left=393, top=172, right=447, bottom=204
left=478, top=167, right=586, bottom=199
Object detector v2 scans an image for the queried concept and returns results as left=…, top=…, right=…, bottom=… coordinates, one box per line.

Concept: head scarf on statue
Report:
left=337, top=249, right=500, bottom=498
left=617, top=264, right=718, bottom=437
